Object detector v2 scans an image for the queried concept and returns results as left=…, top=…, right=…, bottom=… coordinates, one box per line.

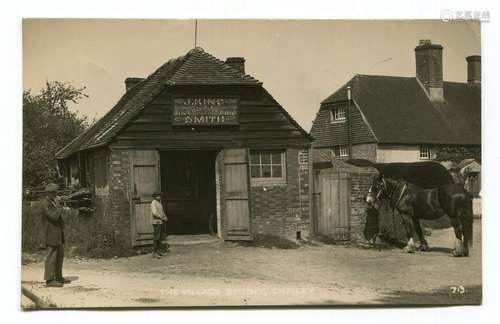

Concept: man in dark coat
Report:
left=42, top=183, right=70, bottom=287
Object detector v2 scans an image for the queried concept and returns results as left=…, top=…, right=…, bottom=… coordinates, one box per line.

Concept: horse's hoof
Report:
left=403, top=247, right=415, bottom=253
left=419, top=245, right=430, bottom=252
left=452, top=250, right=465, bottom=257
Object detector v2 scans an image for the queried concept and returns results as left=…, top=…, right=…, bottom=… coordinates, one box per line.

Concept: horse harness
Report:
left=381, top=178, right=408, bottom=225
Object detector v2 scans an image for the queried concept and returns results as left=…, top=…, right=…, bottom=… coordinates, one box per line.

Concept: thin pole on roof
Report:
left=194, top=19, right=198, bottom=48
left=347, top=86, right=352, bottom=159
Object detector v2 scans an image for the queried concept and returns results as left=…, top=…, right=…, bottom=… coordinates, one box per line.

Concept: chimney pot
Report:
left=225, top=57, right=246, bottom=74
left=125, top=77, right=145, bottom=92
left=415, top=39, right=444, bottom=101
left=466, top=55, right=481, bottom=86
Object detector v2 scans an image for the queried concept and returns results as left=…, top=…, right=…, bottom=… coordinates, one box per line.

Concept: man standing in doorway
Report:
left=42, top=183, right=71, bottom=287
left=151, top=192, right=167, bottom=258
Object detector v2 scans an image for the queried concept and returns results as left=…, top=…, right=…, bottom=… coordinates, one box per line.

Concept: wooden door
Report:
left=130, top=150, right=160, bottom=246
left=314, top=172, right=350, bottom=240
left=223, top=148, right=252, bottom=240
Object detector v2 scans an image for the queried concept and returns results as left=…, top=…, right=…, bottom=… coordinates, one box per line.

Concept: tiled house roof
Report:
left=312, top=74, right=481, bottom=147
left=56, top=47, right=266, bottom=159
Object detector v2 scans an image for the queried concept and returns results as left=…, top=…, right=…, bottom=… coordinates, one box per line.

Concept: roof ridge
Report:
left=356, top=74, right=416, bottom=79
left=167, top=48, right=261, bottom=85
left=320, top=75, right=357, bottom=105
left=204, top=51, right=259, bottom=82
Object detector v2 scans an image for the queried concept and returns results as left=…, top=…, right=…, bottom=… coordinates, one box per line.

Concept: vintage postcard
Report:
left=21, top=19, right=482, bottom=308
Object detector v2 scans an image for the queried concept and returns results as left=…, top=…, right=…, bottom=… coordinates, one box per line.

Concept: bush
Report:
left=22, top=199, right=135, bottom=259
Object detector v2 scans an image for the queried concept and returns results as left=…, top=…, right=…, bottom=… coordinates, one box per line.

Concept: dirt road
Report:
left=21, top=221, right=482, bottom=308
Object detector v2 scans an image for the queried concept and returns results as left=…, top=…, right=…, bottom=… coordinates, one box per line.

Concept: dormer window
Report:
left=330, top=107, right=346, bottom=123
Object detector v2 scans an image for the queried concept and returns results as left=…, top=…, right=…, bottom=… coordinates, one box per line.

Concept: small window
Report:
left=330, top=107, right=346, bottom=123
left=250, top=150, right=286, bottom=186
left=419, top=146, right=433, bottom=160
left=298, top=149, right=309, bottom=165
left=331, top=145, right=349, bottom=158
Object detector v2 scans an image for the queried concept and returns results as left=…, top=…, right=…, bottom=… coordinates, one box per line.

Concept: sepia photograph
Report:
left=20, top=18, right=483, bottom=309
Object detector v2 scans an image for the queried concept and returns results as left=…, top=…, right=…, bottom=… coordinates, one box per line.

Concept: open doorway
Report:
left=160, top=150, right=218, bottom=235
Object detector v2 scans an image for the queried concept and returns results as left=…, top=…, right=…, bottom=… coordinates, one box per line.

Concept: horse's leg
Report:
left=449, top=216, right=465, bottom=257
left=413, top=217, right=430, bottom=251
left=400, top=211, right=417, bottom=253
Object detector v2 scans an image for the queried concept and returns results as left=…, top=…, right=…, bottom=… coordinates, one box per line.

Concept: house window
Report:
left=329, top=107, right=346, bottom=123
left=250, top=150, right=286, bottom=186
left=298, top=149, right=309, bottom=165
left=420, top=145, right=432, bottom=160
left=331, top=145, right=349, bottom=158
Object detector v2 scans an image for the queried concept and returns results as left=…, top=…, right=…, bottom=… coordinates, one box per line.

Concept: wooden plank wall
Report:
left=314, top=172, right=351, bottom=241
left=112, top=85, right=310, bottom=149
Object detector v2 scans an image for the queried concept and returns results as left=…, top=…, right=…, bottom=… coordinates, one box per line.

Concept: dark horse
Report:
left=366, top=174, right=473, bottom=257
left=344, top=159, right=455, bottom=189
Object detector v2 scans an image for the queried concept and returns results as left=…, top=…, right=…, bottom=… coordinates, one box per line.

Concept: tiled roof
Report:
left=167, top=48, right=261, bottom=85
left=56, top=48, right=262, bottom=159
left=319, top=74, right=481, bottom=145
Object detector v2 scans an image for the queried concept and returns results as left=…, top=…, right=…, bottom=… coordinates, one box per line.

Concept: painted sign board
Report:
left=173, top=97, right=239, bottom=125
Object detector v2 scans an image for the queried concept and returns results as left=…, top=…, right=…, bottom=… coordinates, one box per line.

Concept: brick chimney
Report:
left=415, top=39, right=444, bottom=101
left=225, top=57, right=245, bottom=74
left=466, top=55, right=481, bottom=86
left=125, top=77, right=145, bottom=91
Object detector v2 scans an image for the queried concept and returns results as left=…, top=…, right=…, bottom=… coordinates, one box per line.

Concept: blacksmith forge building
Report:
left=56, top=48, right=313, bottom=247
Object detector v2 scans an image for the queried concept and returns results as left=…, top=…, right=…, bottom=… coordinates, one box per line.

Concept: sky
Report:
left=23, top=19, right=480, bottom=131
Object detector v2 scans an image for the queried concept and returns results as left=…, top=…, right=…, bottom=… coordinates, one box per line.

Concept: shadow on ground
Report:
left=427, top=246, right=454, bottom=254
left=375, top=285, right=482, bottom=305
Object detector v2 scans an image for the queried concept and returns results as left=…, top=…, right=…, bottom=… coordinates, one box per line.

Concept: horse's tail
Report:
left=462, top=192, right=474, bottom=249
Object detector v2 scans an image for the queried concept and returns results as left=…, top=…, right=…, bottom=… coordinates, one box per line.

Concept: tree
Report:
left=23, top=81, right=89, bottom=187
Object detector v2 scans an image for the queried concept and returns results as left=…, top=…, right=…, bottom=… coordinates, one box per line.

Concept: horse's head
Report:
left=366, top=174, right=388, bottom=209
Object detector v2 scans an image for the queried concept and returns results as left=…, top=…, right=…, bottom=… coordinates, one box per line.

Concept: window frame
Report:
left=419, top=145, right=432, bottom=160
left=249, top=150, right=287, bottom=186
left=331, top=145, right=349, bottom=158
left=329, top=107, right=346, bottom=123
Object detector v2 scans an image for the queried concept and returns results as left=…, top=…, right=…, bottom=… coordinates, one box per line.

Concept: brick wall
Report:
left=348, top=170, right=379, bottom=242
left=249, top=148, right=311, bottom=240
left=312, top=143, right=377, bottom=164
left=108, top=149, right=132, bottom=248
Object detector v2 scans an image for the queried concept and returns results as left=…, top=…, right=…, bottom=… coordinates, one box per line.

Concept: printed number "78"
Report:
left=450, top=286, right=466, bottom=294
